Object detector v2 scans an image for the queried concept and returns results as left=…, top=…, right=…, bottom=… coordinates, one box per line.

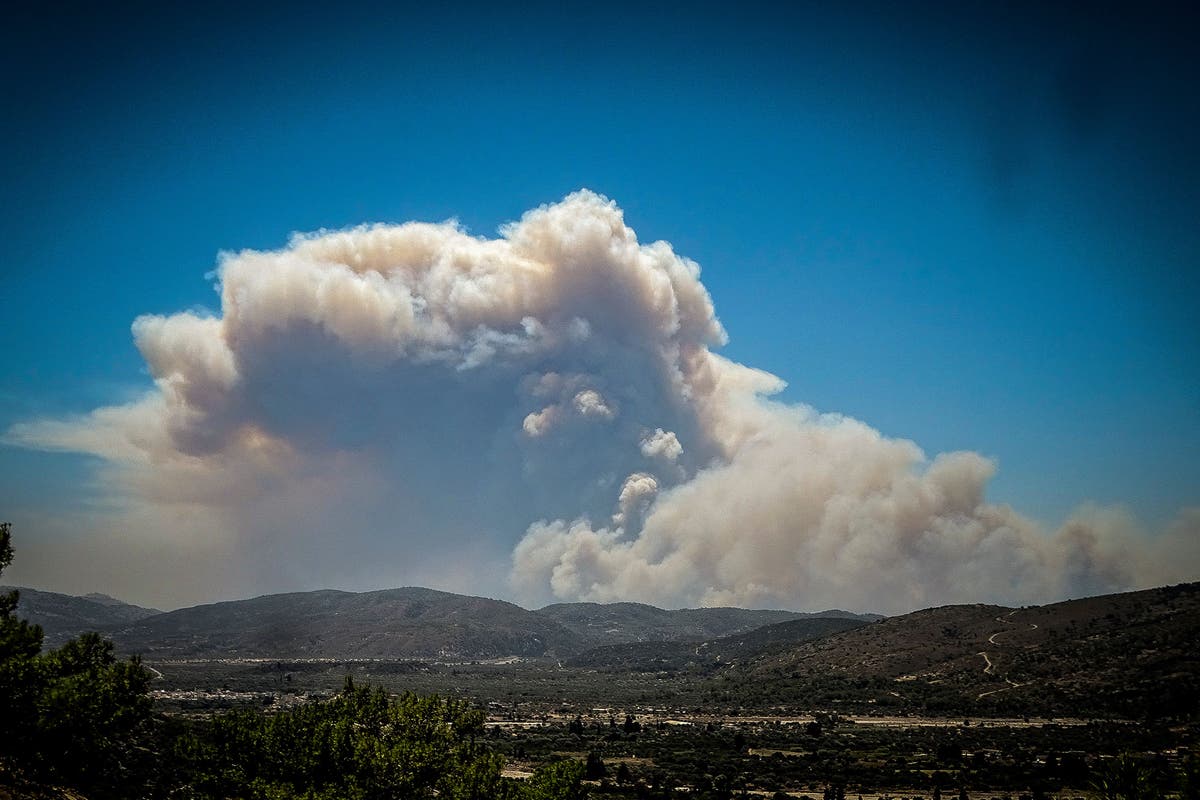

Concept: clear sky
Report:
left=1, top=2, right=1197, bottom=610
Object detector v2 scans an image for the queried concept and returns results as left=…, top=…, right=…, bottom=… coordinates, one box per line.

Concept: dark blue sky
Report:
left=2, top=1, right=1197, bottom=534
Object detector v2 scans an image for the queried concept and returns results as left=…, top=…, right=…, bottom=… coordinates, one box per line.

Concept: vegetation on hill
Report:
left=567, top=616, right=870, bottom=671
left=540, top=601, right=878, bottom=648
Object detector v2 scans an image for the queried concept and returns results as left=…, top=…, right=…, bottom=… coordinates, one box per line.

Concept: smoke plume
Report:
left=7, top=191, right=1197, bottom=611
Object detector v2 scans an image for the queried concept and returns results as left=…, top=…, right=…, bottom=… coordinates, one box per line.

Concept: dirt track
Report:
left=975, top=611, right=1034, bottom=700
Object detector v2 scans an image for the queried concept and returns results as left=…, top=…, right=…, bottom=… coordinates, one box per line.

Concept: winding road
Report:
left=974, top=610, right=1037, bottom=701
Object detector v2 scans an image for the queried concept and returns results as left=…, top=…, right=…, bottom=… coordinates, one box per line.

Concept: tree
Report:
left=1179, top=757, right=1198, bottom=800
left=1090, top=754, right=1164, bottom=800
left=0, top=523, right=153, bottom=798
left=0, top=522, right=48, bottom=771
left=585, top=751, right=607, bottom=780
left=33, top=632, right=153, bottom=792
left=173, top=677, right=588, bottom=799
left=525, top=761, right=587, bottom=800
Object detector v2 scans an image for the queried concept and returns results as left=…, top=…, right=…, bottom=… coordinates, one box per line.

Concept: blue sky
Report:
left=1, top=2, right=1197, bottom=602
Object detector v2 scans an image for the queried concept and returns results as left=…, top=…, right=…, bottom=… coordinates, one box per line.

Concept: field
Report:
left=144, top=657, right=1198, bottom=798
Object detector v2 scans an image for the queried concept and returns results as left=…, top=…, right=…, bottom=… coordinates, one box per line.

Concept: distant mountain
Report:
left=568, top=615, right=871, bottom=671
left=3, top=586, right=161, bottom=647
left=99, top=589, right=878, bottom=661
left=740, top=582, right=1200, bottom=719
left=538, top=601, right=880, bottom=647
left=15, top=575, right=1190, bottom=720
left=111, top=587, right=585, bottom=660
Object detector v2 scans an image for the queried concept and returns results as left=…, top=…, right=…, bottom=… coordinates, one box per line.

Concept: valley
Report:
left=138, top=654, right=1192, bottom=799
left=39, top=580, right=1193, bottom=798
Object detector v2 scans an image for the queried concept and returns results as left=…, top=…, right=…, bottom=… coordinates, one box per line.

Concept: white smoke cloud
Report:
left=640, top=428, right=682, bottom=462
left=613, top=472, right=659, bottom=529
left=6, top=190, right=1198, bottom=611
left=573, top=389, right=615, bottom=420
left=522, top=406, right=562, bottom=438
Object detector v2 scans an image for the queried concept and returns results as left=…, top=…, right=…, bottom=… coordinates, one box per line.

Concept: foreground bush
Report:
left=174, top=678, right=584, bottom=799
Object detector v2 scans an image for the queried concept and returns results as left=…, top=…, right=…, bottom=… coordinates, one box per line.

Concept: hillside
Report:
left=735, top=581, right=1200, bottom=718
left=567, top=615, right=871, bottom=671
left=538, top=601, right=879, bottom=647
left=112, top=587, right=584, bottom=659
left=4, top=585, right=161, bottom=647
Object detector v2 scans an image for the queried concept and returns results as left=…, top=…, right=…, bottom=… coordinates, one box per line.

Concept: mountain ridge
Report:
left=9, top=583, right=880, bottom=660
left=10, top=580, right=1197, bottom=719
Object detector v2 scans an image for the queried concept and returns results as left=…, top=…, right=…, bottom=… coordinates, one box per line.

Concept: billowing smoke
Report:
left=7, top=191, right=1198, bottom=611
